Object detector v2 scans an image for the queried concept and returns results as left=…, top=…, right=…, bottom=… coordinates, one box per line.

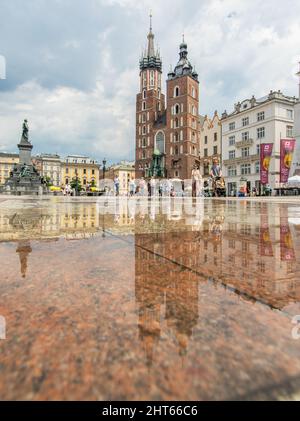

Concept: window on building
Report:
left=174, top=132, right=179, bottom=142
left=228, top=166, right=237, bottom=177
left=66, top=168, right=69, bottom=174
left=204, top=164, right=209, bottom=176
left=143, top=90, right=146, bottom=99
left=241, top=163, right=251, bottom=175
left=257, top=111, right=265, bottom=122
left=287, top=109, right=293, bottom=119
left=142, top=101, right=146, bottom=110
left=204, top=135, right=208, bottom=145
left=142, top=126, right=146, bottom=135
left=150, top=70, right=154, bottom=87
left=256, top=144, right=260, bottom=155
left=213, top=146, right=218, bottom=155
left=204, top=149, right=208, bottom=157
left=242, top=132, right=249, bottom=141
left=241, top=147, right=250, bottom=158
left=143, top=72, right=147, bottom=87
left=83, top=169, right=86, bottom=175
left=191, top=87, right=196, bottom=98
left=255, top=161, right=260, bottom=174
left=92, top=169, right=95, bottom=175
left=229, top=136, right=235, bottom=146
left=242, top=117, right=249, bottom=127
left=142, top=114, right=146, bottom=123
left=175, top=117, right=179, bottom=128
left=287, top=125, right=293, bottom=137
left=175, top=104, right=180, bottom=115
left=214, top=132, right=217, bottom=142
left=142, top=138, right=147, bottom=148
left=175, top=146, right=179, bottom=155
left=229, top=122, right=235, bottom=131
left=142, top=150, right=146, bottom=159
left=257, top=127, right=265, bottom=139
left=174, top=86, right=180, bottom=97
left=229, top=150, right=236, bottom=159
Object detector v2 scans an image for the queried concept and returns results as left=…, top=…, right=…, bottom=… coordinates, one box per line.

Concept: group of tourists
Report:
left=109, top=158, right=224, bottom=198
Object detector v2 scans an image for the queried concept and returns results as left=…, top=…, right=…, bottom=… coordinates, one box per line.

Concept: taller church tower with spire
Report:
left=135, top=17, right=200, bottom=180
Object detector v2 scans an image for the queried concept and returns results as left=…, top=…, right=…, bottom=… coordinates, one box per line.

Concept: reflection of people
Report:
left=129, top=178, right=135, bottom=197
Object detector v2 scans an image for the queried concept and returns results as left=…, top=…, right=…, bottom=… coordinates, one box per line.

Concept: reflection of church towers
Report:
left=135, top=232, right=199, bottom=364
left=16, top=241, right=32, bottom=278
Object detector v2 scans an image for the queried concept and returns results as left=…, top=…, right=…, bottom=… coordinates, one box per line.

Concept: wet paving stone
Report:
left=0, top=196, right=300, bottom=400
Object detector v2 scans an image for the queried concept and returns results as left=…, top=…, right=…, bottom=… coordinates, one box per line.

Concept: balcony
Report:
left=235, top=139, right=254, bottom=148
left=223, top=153, right=259, bottom=166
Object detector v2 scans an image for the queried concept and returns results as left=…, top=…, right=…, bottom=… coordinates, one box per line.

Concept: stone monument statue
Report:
left=22, top=119, right=30, bottom=142
left=2, top=119, right=47, bottom=195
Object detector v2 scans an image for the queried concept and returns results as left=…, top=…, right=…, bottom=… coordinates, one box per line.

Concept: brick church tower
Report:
left=135, top=14, right=165, bottom=179
left=135, top=18, right=200, bottom=180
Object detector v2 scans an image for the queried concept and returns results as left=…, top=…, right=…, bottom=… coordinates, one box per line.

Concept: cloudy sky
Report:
left=0, top=0, right=299, bottom=163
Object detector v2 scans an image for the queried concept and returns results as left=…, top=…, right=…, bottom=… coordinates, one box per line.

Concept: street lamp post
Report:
left=102, top=158, right=107, bottom=181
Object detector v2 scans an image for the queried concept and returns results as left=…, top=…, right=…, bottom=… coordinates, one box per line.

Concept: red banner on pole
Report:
left=280, top=138, right=296, bottom=183
left=260, top=143, right=273, bottom=185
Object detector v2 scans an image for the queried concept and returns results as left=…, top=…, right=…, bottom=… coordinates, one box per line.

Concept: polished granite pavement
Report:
left=0, top=196, right=300, bottom=400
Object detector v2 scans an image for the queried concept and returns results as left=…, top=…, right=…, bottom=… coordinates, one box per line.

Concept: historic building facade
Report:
left=135, top=19, right=200, bottom=180
left=61, top=155, right=100, bottom=189
left=221, top=91, right=297, bottom=196
left=199, top=111, right=221, bottom=182
left=33, top=153, right=62, bottom=187
left=0, top=153, right=19, bottom=185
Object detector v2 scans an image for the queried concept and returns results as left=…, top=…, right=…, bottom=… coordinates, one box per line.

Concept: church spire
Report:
left=140, top=12, right=162, bottom=72
left=147, top=11, right=155, bottom=58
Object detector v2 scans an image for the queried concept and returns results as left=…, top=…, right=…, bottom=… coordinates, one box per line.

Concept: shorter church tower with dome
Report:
left=135, top=16, right=201, bottom=180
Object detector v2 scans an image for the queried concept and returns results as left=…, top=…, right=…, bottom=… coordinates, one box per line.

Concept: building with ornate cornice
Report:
left=199, top=111, right=221, bottom=183
left=135, top=16, right=201, bottom=180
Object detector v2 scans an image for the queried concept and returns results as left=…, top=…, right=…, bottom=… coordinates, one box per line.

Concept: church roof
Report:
left=168, top=39, right=198, bottom=81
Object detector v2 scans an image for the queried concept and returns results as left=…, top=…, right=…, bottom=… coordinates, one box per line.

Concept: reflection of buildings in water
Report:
left=16, top=240, right=32, bottom=278
left=0, top=203, right=100, bottom=241
left=135, top=202, right=300, bottom=367
left=135, top=233, right=199, bottom=365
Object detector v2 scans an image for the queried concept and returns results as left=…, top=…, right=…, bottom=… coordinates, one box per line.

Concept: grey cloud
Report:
left=0, top=0, right=300, bottom=162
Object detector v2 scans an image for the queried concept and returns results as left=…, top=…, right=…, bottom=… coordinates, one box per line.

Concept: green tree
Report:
left=70, top=177, right=82, bottom=192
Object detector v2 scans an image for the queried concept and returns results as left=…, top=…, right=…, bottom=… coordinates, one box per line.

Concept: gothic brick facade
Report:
left=135, top=19, right=201, bottom=180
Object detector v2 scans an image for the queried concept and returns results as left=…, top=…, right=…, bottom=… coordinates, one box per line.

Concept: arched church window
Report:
left=142, top=101, right=146, bottom=110
left=175, top=146, right=179, bottom=155
left=155, top=131, right=165, bottom=155
left=142, top=126, right=146, bottom=135
left=175, top=104, right=180, bottom=115
left=174, top=132, right=179, bottom=143
left=174, top=86, right=180, bottom=97
left=150, top=70, right=154, bottom=87
left=175, top=117, right=179, bottom=128
left=143, top=90, right=146, bottom=99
